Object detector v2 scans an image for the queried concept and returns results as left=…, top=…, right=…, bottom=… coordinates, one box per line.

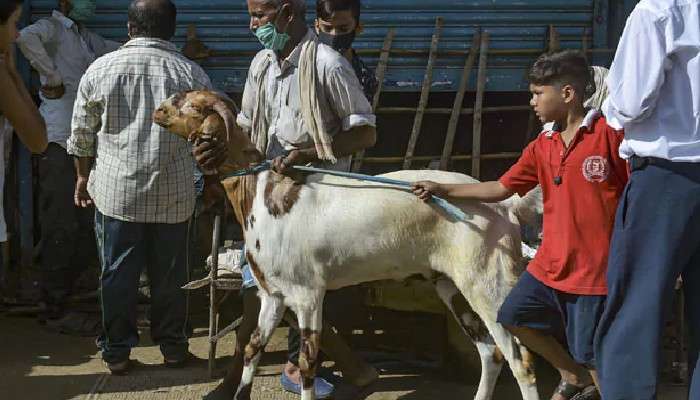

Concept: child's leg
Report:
left=560, top=293, right=606, bottom=397
left=507, top=325, right=591, bottom=387
left=498, top=271, right=597, bottom=399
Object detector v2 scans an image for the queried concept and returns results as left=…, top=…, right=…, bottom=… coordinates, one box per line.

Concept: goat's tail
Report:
left=500, top=186, right=543, bottom=227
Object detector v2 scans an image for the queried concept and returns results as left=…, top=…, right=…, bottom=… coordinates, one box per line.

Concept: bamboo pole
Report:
left=440, top=34, right=480, bottom=170
left=471, top=33, right=490, bottom=179
left=548, top=25, right=560, bottom=52
left=404, top=17, right=443, bottom=169
left=352, top=28, right=395, bottom=172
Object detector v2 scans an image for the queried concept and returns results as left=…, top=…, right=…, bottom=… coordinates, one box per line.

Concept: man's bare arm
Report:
left=273, top=125, right=376, bottom=173
left=0, top=49, right=47, bottom=153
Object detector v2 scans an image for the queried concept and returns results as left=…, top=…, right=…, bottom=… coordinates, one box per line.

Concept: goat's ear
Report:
left=198, top=113, right=225, bottom=137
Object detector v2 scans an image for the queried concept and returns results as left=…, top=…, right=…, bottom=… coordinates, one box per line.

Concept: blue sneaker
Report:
left=280, top=371, right=335, bottom=399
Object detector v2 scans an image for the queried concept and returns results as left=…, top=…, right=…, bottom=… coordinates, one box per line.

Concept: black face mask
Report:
left=318, top=31, right=356, bottom=53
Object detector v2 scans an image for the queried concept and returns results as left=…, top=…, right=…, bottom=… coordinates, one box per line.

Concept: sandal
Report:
left=573, top=385, right=601, bottom=400
left=553, top=380, right=600, bottom=400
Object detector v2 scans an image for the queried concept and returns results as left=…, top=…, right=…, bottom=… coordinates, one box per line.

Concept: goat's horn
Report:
left=212, top=100, right=235, bottom=142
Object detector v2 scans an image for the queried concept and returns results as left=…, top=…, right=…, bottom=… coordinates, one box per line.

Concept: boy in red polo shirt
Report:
left=413, top=50, right=627, bottom=400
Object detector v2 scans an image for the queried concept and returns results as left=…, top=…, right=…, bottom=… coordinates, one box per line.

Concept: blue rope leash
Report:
left=224, top=160, right=274, bottom=177
left=222, top=161, right=470, bottom=221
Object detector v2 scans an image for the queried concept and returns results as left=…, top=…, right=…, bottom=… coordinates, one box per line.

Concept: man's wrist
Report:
left=45, top=72, right=63, bottom=87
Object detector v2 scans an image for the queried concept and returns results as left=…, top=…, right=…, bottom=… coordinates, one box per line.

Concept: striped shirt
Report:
left=67, top=38, right=212, bottom=223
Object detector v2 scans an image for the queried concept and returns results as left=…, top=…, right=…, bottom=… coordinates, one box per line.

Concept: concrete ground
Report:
left=0, top=315, right=689, bottom=400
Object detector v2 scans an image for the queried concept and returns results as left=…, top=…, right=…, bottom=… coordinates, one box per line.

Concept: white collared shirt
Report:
left=603, top=0, right=700, bottom=161
left=237, top=29, right=376, bottom=172
left=17, top=10, right=120, bottom=148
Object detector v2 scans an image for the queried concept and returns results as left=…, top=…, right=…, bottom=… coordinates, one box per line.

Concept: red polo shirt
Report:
left=499, top=110, right=628, bottom=295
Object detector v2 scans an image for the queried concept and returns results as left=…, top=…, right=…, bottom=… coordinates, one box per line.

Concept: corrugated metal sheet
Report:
left=27, top=0, right=635, bottom=93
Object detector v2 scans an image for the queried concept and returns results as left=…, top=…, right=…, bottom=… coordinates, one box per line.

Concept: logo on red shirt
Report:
left=582, top=156, right=609, bottom=183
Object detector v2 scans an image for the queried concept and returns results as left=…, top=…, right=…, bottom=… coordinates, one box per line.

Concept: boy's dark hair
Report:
left=316, top=0, right=360, bottom=22
left=0, top=0, right=22, bottom=24
left=128, top=0, right=177, bottom=41
left=528, top=50, right=595, bottom=101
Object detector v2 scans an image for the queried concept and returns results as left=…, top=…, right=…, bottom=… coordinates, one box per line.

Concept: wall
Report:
left=27, top=0, right=635, bottom=92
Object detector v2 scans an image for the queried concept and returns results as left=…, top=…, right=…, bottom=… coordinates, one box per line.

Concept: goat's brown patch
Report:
left=255, top=240, right=261, bottom=251
left=246, top=251, right=270, bottom=294
left=521, top=346, right=537, bottom=383
left=244, top=327, right=262, bottom=366
left=298, top=328, right=321, bottom=389
left=450, top=293, right=490, bottom=341
left=263, top=172, right=304, bottom=218
left=223, top=175, right=257, bottom=232
left=512, top=342, right=538, bottom=384
left=492, top=346, right=505, bottom=364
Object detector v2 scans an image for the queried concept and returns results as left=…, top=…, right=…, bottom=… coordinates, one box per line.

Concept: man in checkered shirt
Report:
left=67, top=0, right=225, bottom=374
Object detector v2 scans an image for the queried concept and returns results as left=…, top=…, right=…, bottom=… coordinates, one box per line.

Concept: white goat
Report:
left=154, top=91, right=543, bottom=400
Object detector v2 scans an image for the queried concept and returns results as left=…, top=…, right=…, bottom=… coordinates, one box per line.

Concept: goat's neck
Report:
left=218, top=129, right=263, bottom=172
left=221, top=173, right=257, bottom=233
left=219, top=135, right=264, bottom=233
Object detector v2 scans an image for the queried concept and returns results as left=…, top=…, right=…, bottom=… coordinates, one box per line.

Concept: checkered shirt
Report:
left=67, top=38, right=212, bottom=223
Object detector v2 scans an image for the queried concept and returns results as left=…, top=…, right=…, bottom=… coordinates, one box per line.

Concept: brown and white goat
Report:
left=154, top=91, right=542, bottom=400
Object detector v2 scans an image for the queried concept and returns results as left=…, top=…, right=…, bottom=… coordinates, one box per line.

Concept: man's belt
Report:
left=629, top=156, right=700, bottom=173
left=629, top=156, right=677, bottom=172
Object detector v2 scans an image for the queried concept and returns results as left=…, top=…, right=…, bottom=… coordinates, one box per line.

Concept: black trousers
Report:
left=38, top=143, right=97, bottom=304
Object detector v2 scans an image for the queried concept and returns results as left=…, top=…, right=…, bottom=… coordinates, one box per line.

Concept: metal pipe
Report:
left=197, top=47, right=614, bottom=59
left=208, top=215, right=222, bottom=377
left=376, top=105, right=531, bottom=115
left=362, top=152, right=521, bottom=164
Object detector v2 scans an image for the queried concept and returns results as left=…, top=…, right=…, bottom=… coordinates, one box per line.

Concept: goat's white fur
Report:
left=234, top=169, right=541, bottom=400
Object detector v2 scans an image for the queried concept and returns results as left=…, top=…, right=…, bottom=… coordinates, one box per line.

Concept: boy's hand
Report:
left=412, top=180, right=445, bottom=202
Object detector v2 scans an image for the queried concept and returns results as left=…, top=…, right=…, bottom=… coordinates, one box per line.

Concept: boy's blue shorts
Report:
left=497, top=271, right=606, bottom=368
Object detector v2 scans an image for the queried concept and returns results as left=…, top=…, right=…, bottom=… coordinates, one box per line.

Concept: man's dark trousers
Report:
left=38, top=143, right=96, bottom=307
left=95, top=209, right=190, bottom=364
left=595, top=157, right=700, bottom=400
